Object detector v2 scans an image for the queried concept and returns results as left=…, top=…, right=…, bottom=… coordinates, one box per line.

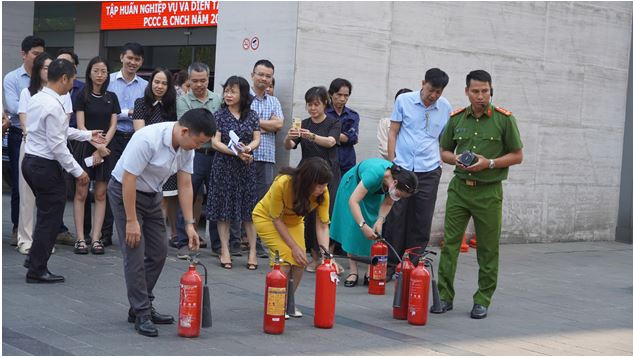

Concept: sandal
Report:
left=344, top=273, right=359, bottom=287
left=219, top=258, right=232, bottom=270
left=74, top=240, right=89, bottom=255
left=91, top=240, right=105, bottom=255
left=246, top=262, right=258, bottom=270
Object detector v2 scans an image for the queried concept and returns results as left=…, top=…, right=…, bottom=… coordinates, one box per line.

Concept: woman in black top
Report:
left=284, top=86, right=341, bottom=272
left=132, top=68, right=179, bottom=241
left=73, top=56, right=120, bottom=255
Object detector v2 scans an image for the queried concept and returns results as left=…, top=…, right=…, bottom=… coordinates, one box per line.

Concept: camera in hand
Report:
left=459, top=150, right=478, bottom=167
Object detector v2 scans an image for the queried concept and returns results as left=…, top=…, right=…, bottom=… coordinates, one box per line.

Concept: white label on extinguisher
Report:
left=179, top=283, right=200, bottom=328
left=330, top=272, right=339, bottom=284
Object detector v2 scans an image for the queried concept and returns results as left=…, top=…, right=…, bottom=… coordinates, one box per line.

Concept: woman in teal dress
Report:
left=330, top=158, right=418, bottom=287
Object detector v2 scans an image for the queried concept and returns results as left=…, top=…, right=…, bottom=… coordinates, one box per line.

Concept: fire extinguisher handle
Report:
left=319, top=245, right=332, bottom=259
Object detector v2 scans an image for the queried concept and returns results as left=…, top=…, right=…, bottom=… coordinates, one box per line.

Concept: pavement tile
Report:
left=3, top=193, right=633, bottom=355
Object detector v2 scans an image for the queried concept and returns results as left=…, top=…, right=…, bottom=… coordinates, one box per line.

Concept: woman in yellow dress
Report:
left=253, top=157, right=335, bottom=317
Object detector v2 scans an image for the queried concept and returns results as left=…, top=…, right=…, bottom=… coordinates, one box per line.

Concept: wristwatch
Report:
left=184, top=219, right=196, bottom=225
left=358, top=220, right=366, bottom=228
left=488, top=159, right=495, bottom=169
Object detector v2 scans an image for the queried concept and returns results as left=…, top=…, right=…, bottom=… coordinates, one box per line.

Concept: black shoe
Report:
left=470, top=304, right=487, bottom=319
left=363, top=274, right=369, bottom=286
left=430, top=300, right=453, bottom=314
left=134, top=315, right=158, bottom=337
left=198, top=237, right=207, bottom=249
left=256, top=247, right=269, bottom=258
left=168, top=236, right=179, bottom=248
left=101, top=236, right=112, bottom=247
left=128, top=307, right=174, bottom=324
left=23, top=256, right=30, bottom=269
left=230, top=243, right=242, bottom=257
left=26, top=271, right=65, bottom=283
left=210, top=248, right=221, bottom=257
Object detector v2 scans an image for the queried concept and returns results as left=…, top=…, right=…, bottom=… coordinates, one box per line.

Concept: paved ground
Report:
left=2, top=193, right=633, bottom=355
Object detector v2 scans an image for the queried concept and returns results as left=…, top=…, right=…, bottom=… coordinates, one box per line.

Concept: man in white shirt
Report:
left=22, top=59, right=105, bottom=283
left=108, top=108, right=216, bottom=337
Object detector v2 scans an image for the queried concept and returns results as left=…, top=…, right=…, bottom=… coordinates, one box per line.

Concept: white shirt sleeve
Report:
left=18, top=88, right=31, bottom=114
left=62, top=93, right=73, bottom=114
left=67, top=127, right=92, bottom=141
left=46, top=109, right=84, bottom=177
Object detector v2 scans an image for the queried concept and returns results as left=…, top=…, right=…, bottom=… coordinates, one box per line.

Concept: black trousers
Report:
left=101, top=131, right=133, bottom=240
left=22, top=155, right=67, bottom=276
left=384, top=167, right=442, bottom=266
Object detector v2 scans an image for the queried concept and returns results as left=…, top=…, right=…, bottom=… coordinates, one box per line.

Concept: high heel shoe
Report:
left=219, top=257, right=232, bottom=269
left=344, top=273, right=358, bottom=287
left=363, top=273, right=369, bottom=286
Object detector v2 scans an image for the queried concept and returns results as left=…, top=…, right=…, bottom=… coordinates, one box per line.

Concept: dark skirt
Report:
left=71, top=141, right=113, bottom=182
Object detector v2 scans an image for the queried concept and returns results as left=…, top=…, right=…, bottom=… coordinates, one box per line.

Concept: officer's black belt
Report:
left=463, top=179, right=496, bottom=187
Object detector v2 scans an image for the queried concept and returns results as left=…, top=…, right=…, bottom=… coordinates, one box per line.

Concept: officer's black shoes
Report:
left=128, top=307, right=174, bottom=324
left=430, top=300, right=453, bottom=314
left=470, top=304, right=488, bottom=319
left=26, top=270, right=65, bottom=284
left=135, top=315, right=158, bottom=337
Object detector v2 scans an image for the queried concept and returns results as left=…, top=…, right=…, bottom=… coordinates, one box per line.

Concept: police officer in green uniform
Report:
left=433, top=70, right=523, bottom=319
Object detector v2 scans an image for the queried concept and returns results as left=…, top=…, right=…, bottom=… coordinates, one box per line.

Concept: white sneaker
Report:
left=17, top=243, right=31, bottom=255
left=289, top=309, right=303, bottom=318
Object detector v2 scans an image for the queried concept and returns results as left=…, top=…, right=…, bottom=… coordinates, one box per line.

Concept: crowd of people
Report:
left=4, top=34, right=523, bottom=336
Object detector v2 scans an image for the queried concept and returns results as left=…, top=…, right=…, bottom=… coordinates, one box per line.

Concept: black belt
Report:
left=115, top=130, right=134, bottom=139
left=196, top=147, right=214, bottom=155
left=110, top=177, right=158, bottom=197
left=461, top=178, right=497, bottom=187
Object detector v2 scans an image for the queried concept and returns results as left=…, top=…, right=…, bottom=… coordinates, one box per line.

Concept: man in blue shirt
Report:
left=103, top=42, right=148, bottom=247
left=3, top=35, right=45, bottom=243
left=385, top=68, right=452, bottom=271
left=108, top=108, right=215, bottom=337
left=250, top=59, right=284, bottom=258
left=326, top=78, right=360, bottom=175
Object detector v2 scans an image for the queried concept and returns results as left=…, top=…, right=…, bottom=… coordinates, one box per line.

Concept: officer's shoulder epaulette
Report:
left=494, top=106, right=512, bottom=116
left=450, top=107, right=465, bottom=116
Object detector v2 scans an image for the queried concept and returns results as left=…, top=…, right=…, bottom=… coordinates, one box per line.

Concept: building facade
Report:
left=3, top=1, right=633, bottom=244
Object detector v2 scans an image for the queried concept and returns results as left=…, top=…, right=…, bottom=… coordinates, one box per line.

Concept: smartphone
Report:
left=292, top=117, right=302, bottom=130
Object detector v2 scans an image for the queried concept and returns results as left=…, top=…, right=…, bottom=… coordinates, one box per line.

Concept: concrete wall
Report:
left=2, top=1, right=35, bottom=95
left=213, top=1, right=299, bottom=169
left=290, top=1, right=633, bottom=243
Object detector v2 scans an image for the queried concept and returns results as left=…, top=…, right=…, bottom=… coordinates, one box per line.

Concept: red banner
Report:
left=101, top=1, right=218, bottom=30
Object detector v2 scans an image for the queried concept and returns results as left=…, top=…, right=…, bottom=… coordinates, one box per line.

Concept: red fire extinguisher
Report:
left=178, top=261, right=203, bottom=337
left=392, top=249, right=416, bottom=320
left=314, top=246, right=339, bottom=329
left=369, top=239, right=388, bottom=295
left=264, top=251, right=287, bottom=335
left=407, top=258, right=431, bottom=326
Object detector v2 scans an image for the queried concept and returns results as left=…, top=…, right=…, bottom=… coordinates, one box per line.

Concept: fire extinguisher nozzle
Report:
left=392, top=272, right=403, bottom=308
